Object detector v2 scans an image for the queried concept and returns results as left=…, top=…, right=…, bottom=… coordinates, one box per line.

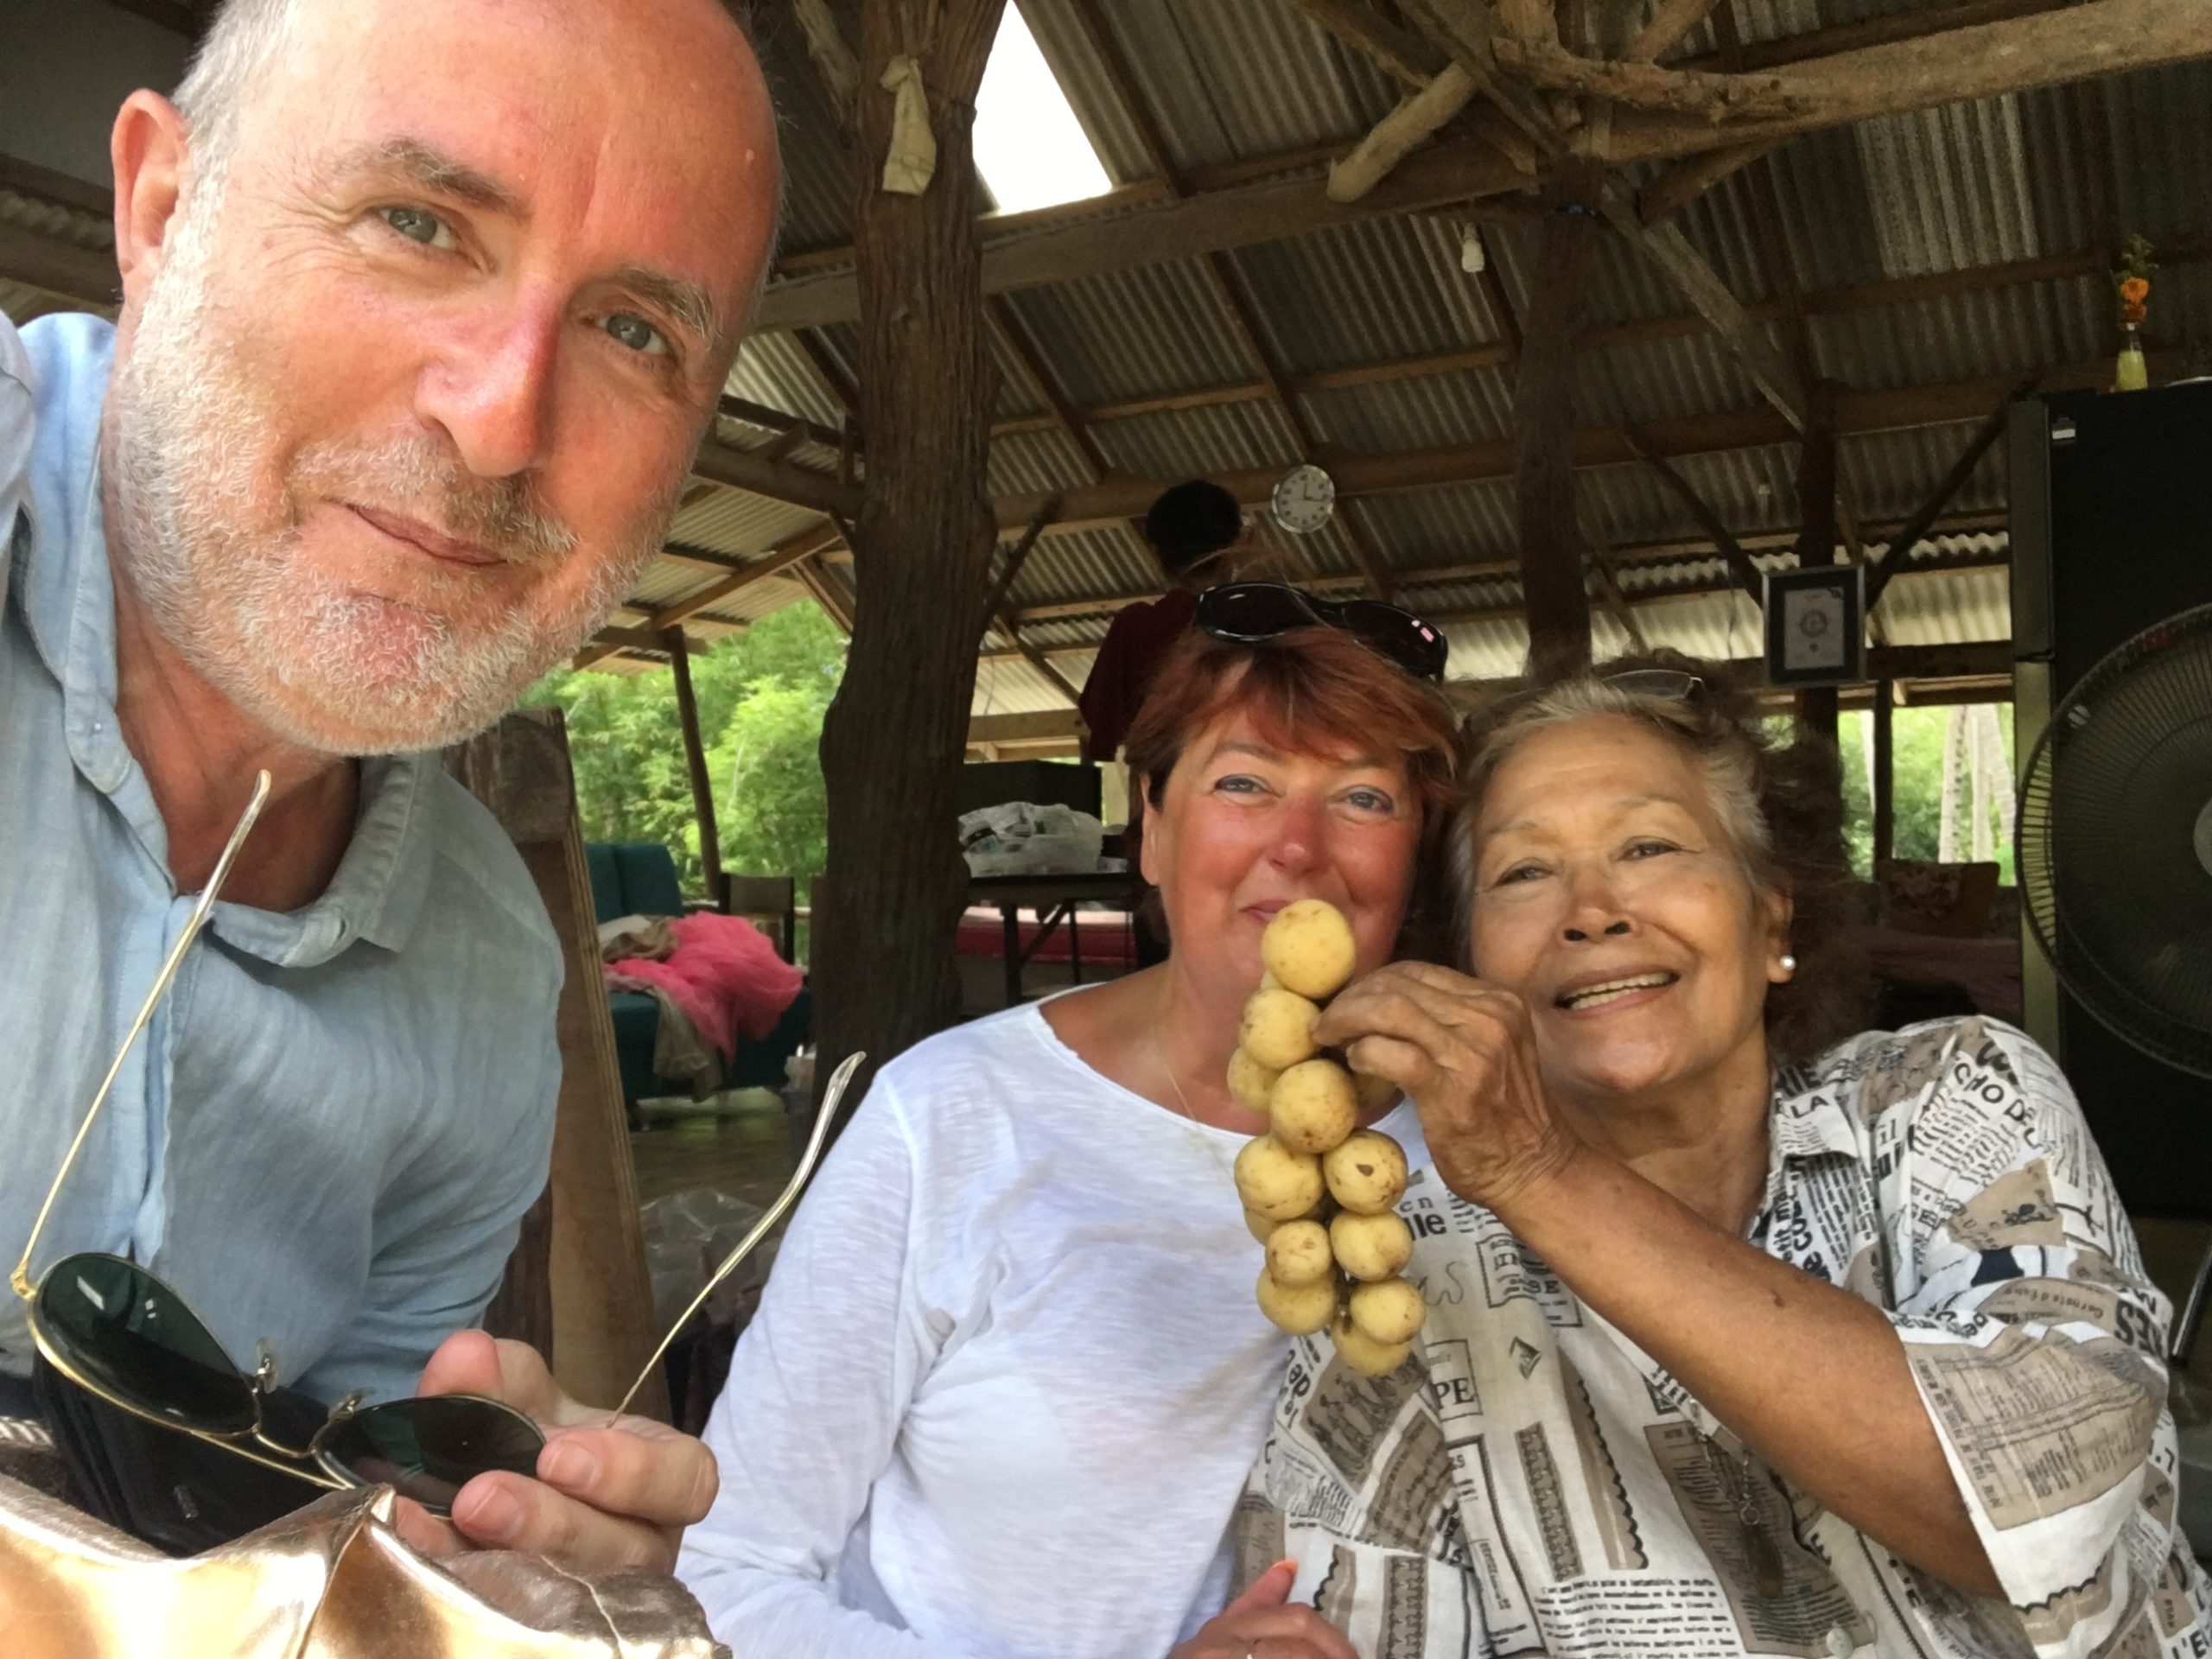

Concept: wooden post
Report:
left=449, top=710, right=669, bottom=1419
left=1793, top=378, right=1842, bottom=741
left=664, top=625, right=723, bottom=905
left=1872, top=679, right=1895, bottom=869
left=811, top=0, right=1009, bottom=1112
left=1517, top=181, right=1601, bottom=677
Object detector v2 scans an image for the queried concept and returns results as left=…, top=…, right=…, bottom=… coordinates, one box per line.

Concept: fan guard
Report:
left=2018, top=601, right=2212, bottom=1077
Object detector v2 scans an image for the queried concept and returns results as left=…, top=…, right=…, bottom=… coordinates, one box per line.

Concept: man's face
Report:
left=109, top=0, right=780, bottom=753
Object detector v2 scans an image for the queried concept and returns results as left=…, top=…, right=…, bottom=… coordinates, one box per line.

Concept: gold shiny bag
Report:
left=0, top=1471, right=726, bottom=1658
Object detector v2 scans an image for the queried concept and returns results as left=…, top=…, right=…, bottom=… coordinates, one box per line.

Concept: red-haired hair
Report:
left=1122, top=624, right=1462, bottom=953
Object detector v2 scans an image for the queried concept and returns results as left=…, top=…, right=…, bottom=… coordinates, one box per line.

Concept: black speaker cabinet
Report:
left=2009, top=381, right=2212, bottom=1218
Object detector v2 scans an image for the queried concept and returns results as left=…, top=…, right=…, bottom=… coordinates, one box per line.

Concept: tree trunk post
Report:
left=1516, top=175, right=1602, bottom=678
left=1792, top=378, right=1842, bottom=740
left=811, top=0, right=1009, bottom=1112
left=1872, top=679, right=1895, bottom=870
left=664, top=626, right=724, bottom=905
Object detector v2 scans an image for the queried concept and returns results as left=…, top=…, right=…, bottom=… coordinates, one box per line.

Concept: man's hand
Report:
left=1166, top=1560, right=1361, bottom=1659
left=391, top=1330, right=716, bottom=1574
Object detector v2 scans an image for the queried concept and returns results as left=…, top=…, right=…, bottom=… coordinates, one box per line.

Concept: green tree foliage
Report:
left=524, top=603, right=847, bottom=899
left=1835, top=706, right=2016, bottom=883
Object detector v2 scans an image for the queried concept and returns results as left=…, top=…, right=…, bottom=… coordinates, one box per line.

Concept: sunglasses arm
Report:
left=613, top=1052, right=864, bottom=1417
left=10, top=773, right=273, bottom=1301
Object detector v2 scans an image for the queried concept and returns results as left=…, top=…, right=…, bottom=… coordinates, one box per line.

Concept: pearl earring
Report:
left=1778, top=953, right=1798, bottom=976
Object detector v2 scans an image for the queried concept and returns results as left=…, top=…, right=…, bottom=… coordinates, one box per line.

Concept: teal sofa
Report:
left=585, top=842, right=810, bottom=1106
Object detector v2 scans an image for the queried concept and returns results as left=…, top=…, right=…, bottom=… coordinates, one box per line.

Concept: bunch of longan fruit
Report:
left=1230, top=899, right=1423, bottom=1376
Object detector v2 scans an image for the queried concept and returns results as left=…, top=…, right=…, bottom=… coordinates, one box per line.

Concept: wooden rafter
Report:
left=1277, top=0, right=1446, bottom=86
left=573, top=524, right=842, bottom=669
left=1066, top=0, right=1395, bottom=598
left=1864, top=379, right=2033, bottom=612
left=986, top=353, right=2157, bottom=534
left=1006, top=508, right=2010, bottom=624
left=1636, top=141, right=1776, bottom=224
left=748, top=0, right=2210, bottom=330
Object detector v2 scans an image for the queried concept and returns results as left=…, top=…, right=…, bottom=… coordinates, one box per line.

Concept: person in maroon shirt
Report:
left=1078, top=480, right=1247, bottom=766
left=1079, top=480, right=1247, bottom=964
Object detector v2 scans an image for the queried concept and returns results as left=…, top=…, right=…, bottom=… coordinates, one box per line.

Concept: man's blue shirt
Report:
left=0, top=312, right=561, bottom=1405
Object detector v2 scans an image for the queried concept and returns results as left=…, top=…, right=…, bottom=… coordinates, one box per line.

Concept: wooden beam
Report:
left=590, top=623, right=709, bottom=655
left=993, top=358, right=2138, bottom=533
left=1636, top=141, right=1776, bottom=225
left=750, top=0, right=2209, bottom=329
left=690, top=435, right=860, bottom=516
left=1864, top=378, right=2032, bottom=611
left=0, top=221, right=117, bottom=309
left=664, top=626, right=725, bottom=899
left=1516, top=187, right=1601, bottom=675
left=968, top=708, right=1084, bottom=746
left=1629, top=0, right=1725, bottom=61
left=1872, top=681, right=1896, bottom=867
left=717, top=394, right=846, bottom=452
left=1793, top=378, right=1843, bottom=740
left=1601, top=0, right=2212, bottom=161
left=574, top=524, right=842, bottom=668
left=1620, top=426, right=1766, bottom=604
left=1278, top=0, right=1447, bottom=86
left=1598, top=190, right=1806, bottom=429
left=979, top=496, right=1061, bottom=627
left=992, top=613, right=1085, bottom=708
left=791, top=553, right=855, bottom=634
left=1495, top=39, right=1802, bottom=119
left=791, top=0, right=861, bottom=128
left=1328, top=65, right=1482, bottom=202
left=1677, top=0, right=2070, bottom=74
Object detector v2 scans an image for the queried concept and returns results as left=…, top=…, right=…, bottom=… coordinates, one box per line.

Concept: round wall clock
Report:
left=1270, top=463, right=1337, bottom=535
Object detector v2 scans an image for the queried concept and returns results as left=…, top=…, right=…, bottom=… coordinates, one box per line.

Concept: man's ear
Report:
left=111, top=91, right=194, bottom=304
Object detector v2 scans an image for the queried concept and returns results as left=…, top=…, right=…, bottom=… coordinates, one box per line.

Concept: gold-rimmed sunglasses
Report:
left=10, top=770, right=861, bottom=1516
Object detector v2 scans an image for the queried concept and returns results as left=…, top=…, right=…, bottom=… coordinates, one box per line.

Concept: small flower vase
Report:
left=2115, top=322, right=2149, bottom=392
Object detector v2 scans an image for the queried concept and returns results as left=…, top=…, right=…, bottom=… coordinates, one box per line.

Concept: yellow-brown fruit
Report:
left=1328, top=1311, right=1413, bottom=1377
left=1226, top=1048, right=1281, bottom=1116
left=1243, top=1208, right=1278, bottom=1245
left=1330, top=1210, right=1414, bottom=1281
left=1240, top=988, right=1321, bottom=1071
left=1264, top=1219, right=1334, bottom=1287
left=1268, top=1059, right=1359, bottom=1154
left=1348, top=1277, right=1427, bottom=1345
left=1323, top=1129, right=1409, bottom=1216
left=1352, top=1069, right=1397, bottom=1114
left=1234, top=1135, right=1325, bottom=1222
left=1256, top=1266, right=1338, bottom=1336
left=1261, top=899, right=1359, bottom=1001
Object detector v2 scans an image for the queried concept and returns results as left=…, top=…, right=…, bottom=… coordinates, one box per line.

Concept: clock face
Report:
left=1271, top=464, right=1337, bottom=535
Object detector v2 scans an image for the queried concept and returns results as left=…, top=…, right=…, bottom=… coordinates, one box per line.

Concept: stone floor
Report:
left=628, top=1088, right=798, bottom=1212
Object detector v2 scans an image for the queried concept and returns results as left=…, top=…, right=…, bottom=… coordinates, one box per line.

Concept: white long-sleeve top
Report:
left=676, top=1000, right=1417, bottom=1658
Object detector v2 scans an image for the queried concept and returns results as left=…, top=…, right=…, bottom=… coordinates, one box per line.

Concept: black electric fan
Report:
left=2017, top=601, right=2212, bottom=1083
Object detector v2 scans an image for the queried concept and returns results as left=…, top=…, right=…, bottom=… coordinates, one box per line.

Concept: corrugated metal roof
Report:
left=668, top=490, right=827, bottom=558
left=998, top=258, right=1251, bottom=406
left=1088, top=400, right=1303, bottom=479
left=1223, top=215, right=1499, bottom=375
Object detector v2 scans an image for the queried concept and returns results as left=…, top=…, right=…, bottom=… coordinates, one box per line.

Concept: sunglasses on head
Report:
left=1195, top=582, right=1450, bottom=682
left=10, top=772, right=861, bottom=1516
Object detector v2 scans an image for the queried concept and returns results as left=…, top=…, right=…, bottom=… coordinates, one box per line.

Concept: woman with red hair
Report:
left=680, top=587, right=1456, bottom=1659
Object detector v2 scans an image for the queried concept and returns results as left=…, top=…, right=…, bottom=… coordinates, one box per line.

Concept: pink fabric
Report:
left=606, top=912, right=804, bottom=1058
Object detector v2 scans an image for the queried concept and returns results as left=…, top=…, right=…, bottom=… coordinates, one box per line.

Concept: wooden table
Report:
left=967, top=871, right=1138, bottom=1007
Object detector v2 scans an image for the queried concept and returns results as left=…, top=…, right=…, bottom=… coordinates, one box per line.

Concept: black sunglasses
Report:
left=12, top=770, right=861, bottom=1516
left=1196, top=582, right=1449, bottom=682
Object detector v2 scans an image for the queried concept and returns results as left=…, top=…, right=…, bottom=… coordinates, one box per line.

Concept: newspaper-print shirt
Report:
left=1239, top=1017, right=2212, bottom=1659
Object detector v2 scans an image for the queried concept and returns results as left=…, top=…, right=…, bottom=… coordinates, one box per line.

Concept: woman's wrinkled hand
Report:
left=1316, top=962, right=1580, bottom=1217
left=1168, top=1560, right=1361, bottom=1659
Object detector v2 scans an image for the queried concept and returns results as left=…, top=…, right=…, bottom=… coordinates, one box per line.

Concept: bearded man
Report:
left=0, top=0, right=780, bottom=1573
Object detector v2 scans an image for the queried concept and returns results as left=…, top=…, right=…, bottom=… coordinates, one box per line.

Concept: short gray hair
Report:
left=1449, top=651, right=1866, bottom=1065
left=172, top=0, right=302, bottom=194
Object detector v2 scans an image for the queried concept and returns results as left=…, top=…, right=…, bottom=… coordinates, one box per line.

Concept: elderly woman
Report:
left=1247, top=653, right=2209, bottom=1659
left=679, top=586, right=1459, bottom=1659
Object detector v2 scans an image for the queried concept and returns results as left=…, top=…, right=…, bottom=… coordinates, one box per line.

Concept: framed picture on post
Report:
left=1763, top=563, right=1866, bottom=687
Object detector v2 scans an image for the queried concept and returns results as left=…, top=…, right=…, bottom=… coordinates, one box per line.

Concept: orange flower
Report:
left=2121, top=276, right=2150, bottom=304
left=2122, top=300, right=2147, bottom=325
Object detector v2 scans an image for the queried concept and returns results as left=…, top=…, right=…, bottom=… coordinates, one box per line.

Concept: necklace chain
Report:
left=1152, top=1030, right=1200, bottom=1123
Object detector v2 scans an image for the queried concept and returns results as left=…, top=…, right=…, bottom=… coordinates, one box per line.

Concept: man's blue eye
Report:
left=381, top=206, right=452, bottom=248
left=604, top=312, right=669, bottom=356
